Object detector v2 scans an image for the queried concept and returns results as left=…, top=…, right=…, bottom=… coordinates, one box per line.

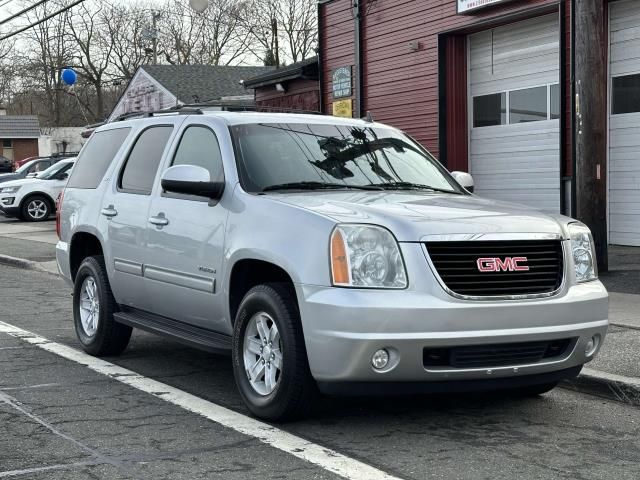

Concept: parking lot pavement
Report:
left=1, top=265, right=640, bottom=480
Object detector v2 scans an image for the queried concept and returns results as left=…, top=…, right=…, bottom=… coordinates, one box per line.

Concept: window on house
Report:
left=509, top=86, right=547, bottom=123
left=612, top=74, right=640, bottom=114
left=473, top=93, right=506, bottom=127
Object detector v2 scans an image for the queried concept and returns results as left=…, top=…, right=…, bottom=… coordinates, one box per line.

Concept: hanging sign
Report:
left=332, top=99, right=353, bottom=118
left=332, top=66, right=352, bottom=99
left=458, top=0, right=515, bottom=14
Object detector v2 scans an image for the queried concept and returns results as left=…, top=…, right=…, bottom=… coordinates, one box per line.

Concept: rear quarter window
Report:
left=67, top=127, right=131, bottom=189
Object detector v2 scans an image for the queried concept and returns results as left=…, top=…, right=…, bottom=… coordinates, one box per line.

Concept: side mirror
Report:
left=161, top=164, right=224, bottom=200
left=451, top=171, right=474, bottom=193
left=26, top=172, right=38, bottom=178
left=57, top=172, right=69, bottom=180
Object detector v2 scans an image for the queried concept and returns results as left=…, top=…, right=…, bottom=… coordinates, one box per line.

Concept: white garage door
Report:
left=609, top=0, right=640, bottom=246
left=468, top=14, right=560, bottom=212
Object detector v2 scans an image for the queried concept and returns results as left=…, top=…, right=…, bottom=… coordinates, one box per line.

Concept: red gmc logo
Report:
left=476, top=257, right=530, bottom=272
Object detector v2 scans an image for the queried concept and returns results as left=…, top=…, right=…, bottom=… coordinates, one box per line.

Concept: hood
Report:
left=0, top=177, right=40, bottom=189
left=266, top=191, right=568, bottom=242
left=0, top=172, right=19, bottom=183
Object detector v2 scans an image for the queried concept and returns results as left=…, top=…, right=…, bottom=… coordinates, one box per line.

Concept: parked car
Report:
left=13, top=152, right=79, bottom=171
left=0, top=158, right=75, bottom=221
left=56, top=112, right=608, bottom=421
left=0, top=157, right=61, bottom=184
left=0, top=155, right=12, bottom=173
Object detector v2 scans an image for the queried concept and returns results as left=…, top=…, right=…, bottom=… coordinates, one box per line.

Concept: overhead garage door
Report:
left=468, top=14, right=560, bottom=212
left=609, top=0, right=640, bottom=246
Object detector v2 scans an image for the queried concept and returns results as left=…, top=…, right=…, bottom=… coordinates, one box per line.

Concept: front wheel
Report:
left=232, top=283, right=316, bottom=421
left=73, top=255, right=132, bottom=356
left=21, top=195, right=51, bottom=222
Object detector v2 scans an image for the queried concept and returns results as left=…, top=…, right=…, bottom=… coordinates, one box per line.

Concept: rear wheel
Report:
left=232, top=283, right=316, bottom=421
left=21, top=195, right=51, bottom=222
left=73, top=255, right=132, bottom=356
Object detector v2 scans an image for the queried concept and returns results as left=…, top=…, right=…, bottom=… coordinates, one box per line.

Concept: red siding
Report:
left=321, top=0, right=565, bottom=163
left=255, top=79, right=320, bottom=112
left=444, top=35, right=468, bottom=172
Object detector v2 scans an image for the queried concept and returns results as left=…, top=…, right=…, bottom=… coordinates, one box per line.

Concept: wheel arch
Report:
left=69, top=230, right=105, bottom=281
left=19, top=191, right=56, bottom=214
left=227, top=257, right=299, bottom=324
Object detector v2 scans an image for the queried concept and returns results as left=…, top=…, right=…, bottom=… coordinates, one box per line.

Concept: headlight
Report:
left=330, top=224, right=407, bottom=288
left=0, top=186, right=20, bottom=194
left=568, top=223, right=597, bottom=282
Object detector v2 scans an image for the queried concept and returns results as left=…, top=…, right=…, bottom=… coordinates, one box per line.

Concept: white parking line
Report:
left=0, top=321, right=402, bottom=480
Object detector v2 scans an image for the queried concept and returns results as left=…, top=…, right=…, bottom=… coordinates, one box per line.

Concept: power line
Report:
left=0, top=0, right=51, bottom=26
left=0, top=0, right=18, bottom=10
left=0, top=0, right=85, bottom=41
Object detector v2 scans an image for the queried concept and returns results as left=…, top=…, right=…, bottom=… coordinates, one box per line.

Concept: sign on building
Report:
left=458, top=0, right=515, bottom=14
left=332, top=66, right=352, bottom=99
left=332, top=99, right=353, bottom=118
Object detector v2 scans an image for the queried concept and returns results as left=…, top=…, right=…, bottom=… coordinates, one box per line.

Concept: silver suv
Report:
left=57, top=111, right=608, bottom=420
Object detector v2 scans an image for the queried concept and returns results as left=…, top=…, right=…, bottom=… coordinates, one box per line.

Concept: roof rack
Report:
left=112, top=107, right=203, bottom=122
left=177, top=102, right=323, bottom=115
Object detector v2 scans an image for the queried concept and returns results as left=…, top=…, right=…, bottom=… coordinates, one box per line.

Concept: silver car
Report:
left=56, top=112, right=608, bottom=420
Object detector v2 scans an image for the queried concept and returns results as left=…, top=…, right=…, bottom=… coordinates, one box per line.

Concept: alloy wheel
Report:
left=243, top=311, right=283, bottom=395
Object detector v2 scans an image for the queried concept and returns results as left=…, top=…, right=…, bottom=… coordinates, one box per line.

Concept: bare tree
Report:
left=276, top=0, right=317, bottom=63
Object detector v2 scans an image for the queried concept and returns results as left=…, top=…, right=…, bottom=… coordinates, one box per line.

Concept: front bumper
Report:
left=297, top=274, right=608, bottom=387
left=0, top=205, right=19, bottom=216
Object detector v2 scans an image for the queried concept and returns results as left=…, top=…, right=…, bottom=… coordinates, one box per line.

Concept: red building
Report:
left=319, top=0, right=640, bottom=248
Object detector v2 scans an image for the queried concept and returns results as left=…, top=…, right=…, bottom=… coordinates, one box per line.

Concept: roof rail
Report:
left=178, top=102, right=323, bottom=115
left=112, top=107, right=203, bottom=122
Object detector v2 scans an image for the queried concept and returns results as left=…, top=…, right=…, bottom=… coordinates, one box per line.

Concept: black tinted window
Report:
left=612, top=74, right=640, bottom=114
left=120, top=126, right=173, bottom=194
left=509, top=86, right=547, bottom=123
left=67, top=128, right=131, bottom=189
left=473, top=93, right=506, bottom=127
left=171, top=126, right=224, bottom=181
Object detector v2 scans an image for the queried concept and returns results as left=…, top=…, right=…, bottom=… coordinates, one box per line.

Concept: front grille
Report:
left=423, top=339, right=573, bottom=369
left=425, top=240, right=564, bottom=297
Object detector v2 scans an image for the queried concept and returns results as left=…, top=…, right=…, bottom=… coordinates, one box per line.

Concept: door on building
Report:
left=468, top=14, right=560, bottom=212
left=609, top=0, right=640, bottom=246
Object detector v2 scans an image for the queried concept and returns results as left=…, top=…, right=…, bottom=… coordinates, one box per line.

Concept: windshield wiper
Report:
left=262, top=181, right=383, bottom=192
left=367, top=182, right=462, bottom=194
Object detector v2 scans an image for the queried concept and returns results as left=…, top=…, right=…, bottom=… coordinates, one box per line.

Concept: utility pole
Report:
left=574, top=0, right=608, bottom=271
left=152, top=11, right=161, bottom=65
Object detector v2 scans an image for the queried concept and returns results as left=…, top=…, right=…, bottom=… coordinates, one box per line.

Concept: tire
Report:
left=232, top=283, right=316, bottom=421
left=73, top=255, right=132, bottom=356
left=508, top=381, right=558, bottom=397
left=21, top=195, right=51, bottom=222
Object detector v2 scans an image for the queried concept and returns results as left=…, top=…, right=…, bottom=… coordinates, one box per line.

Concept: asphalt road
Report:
left=1, top=265, right=639, bottom=479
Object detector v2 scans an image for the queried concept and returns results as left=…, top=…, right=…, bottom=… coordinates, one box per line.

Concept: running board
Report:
left=114, top=309, right=231, bottom=354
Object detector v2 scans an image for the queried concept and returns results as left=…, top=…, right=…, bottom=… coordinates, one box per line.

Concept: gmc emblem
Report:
left=476, top=257, right=530, bottom=272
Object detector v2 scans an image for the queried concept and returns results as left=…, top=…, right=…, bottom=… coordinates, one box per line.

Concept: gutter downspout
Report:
left=354, top=0, right=363, bottom=118
left=317, top=2, right=325, bottom=114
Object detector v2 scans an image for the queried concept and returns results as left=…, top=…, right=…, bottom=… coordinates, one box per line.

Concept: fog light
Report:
left=585, top=335, right=600, bottom=357
left=371, top=349, right=389, bottom=370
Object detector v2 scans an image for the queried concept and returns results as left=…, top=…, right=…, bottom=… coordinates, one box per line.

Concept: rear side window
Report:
left=67, top=128, right=131, bottom=189
left=119, top=126, right=173, bottom=195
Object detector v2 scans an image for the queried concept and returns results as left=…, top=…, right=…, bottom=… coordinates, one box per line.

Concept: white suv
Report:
left=0, top=158, right=75, bottom=221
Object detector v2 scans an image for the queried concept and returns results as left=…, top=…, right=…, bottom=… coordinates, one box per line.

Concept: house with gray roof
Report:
left=0, top=109, right=40, bottom=169
left=108, top=64, right=275, bottom=122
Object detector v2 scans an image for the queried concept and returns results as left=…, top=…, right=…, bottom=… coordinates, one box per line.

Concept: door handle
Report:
left=101, top=205, right=118, bottom=218
left=149, top=214, right=169, bottom=227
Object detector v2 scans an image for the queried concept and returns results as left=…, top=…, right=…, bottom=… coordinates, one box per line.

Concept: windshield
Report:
left=16, top=160, right=39, bottom=174
left=231, top=123, right=463, bottom=194
left=38, top=161, right=73, bottom=180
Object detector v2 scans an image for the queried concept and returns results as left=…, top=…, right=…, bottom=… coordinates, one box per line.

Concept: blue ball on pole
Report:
left=61, top=68, right=77, bottom=86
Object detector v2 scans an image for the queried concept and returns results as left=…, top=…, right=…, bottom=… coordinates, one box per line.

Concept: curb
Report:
left=0, top=254, right=59, bottom=276
left=562, top=367, right=640, bottom=406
